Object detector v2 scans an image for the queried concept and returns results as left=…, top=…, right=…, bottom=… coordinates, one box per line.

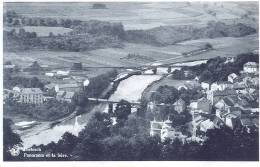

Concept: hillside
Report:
left=125, top=21, right=256, bottom=46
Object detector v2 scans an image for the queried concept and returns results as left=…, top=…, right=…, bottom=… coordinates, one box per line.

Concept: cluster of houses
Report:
left=150, top=61, right=259, bottom=143
left=4, top=61, right=89, bottom=105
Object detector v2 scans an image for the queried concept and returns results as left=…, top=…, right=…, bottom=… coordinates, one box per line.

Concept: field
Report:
left=4, top=33, right=258, bottom=74
left=4, top=26, right=73, bottom=37
left=4, top=2, right=258, bottom=30
left=3, top=2, right=258, bottom=80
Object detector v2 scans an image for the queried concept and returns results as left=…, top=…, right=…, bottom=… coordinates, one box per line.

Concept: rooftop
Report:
left=198, top=97, right=210, bottom=103
left=151, top=121, right=163, bottom=129
left=174, top=98, right=186, bottom=105
left=21, top=88, right=43, bottom=94
left=228, top=73, right=238, bottom=79
left=244, top=62, right=258, bottom=66
left=58, top=83, right=79, bottom=89
left=213, top=89, right=237, bottom=96
left=222, top=97, right=235, bottom=106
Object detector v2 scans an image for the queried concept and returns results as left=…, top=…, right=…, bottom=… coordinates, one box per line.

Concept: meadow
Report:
left=5, top=26, right=73, bottom=37
left=4, top=33, right=258, bottom=72
left=4, top=2, right=258, bottom=30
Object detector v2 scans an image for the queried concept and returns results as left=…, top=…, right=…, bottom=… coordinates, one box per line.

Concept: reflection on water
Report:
left=110, top=75, right=162, bottom=102
left=21, top=115, right=85, bottom=149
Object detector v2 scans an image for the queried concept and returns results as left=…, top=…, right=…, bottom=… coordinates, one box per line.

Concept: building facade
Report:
left=20, top=88, right=44, bottom=104
left=243, top=62, right=258, bottom=73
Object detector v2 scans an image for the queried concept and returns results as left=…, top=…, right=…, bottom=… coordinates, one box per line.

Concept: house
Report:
left=12, top=85, right=24, bottom=98
left=224, top=113, right=240, bottom=129
left=57, top=70, right=70, bottom=76
left=201, top=82, right=210, bottom=90
left=233, top=82, right=247, bottom=91
left=54, top=83, right=79, bottom=92
left=19, top=88, right=44, bottom=104
left=150, top=119, right=186, bottom=142
left=63, top=91, right=75, bottom=102
left=212, top=116, right=224, bottom=128
left=207, top=89, right=237, bottom=104
left=210, top=81, right=233, bottom=91
left=228, top=107, right=242, bottom=116
left=150, top=120, right=164, bottom=137
left=228, top=73, right=238, bottom=83
left=189, top=97, right=212, bottom=114
left=56, top=91, right=75, bottom=103
left=83, top=79, right=90, bottom=87
left=45, top=72, right=55, bottom=77
left=200, top=119, right=215, bottom=132
left=214, top=97, right=235, bottom=111
left=216, top=109, right=229, bottom=120
left=197, top=97, right=212, bottom=114
left=147, top=101, right=156, bottom=112
left=174, top=98, right=186, bottom=113
left=243, top=62, right=258, bottom=73
left=56, top=91, right=65, bottom=101
left=44, top=83, right=56, bottom=91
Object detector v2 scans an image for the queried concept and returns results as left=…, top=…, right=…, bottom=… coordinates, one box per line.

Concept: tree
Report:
left=4, top=61, right=12, bottom=65
left=72, top=112, right=112, bottom=160
left=151, top=85, right=179, bottom=104
left=114, top=100, right=131, bottom=124
left=3, top=119, right=22, bottom=160
left=49, top=32, right=54, bottom=37
left=204, top=43, right=213, bottom=49
left=57, top=132, right=78, bottom=154
left=199, top=69, right=212, bottom=83
left=198, top=127, right=259, bottom=161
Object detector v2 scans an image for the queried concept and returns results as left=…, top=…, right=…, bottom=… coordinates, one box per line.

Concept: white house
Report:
left=200, top=119, right=215, bottom=132
left=243, top=62, right=258, bottom=73
left=19, top=88, right=44, bottom=104
left=55, top=83, right=79, bottom=92
left=150, top=119, right=186, bottom=142
left=45, top=72, right=55, bottom=77
left=210, top=81, right=232, bottom=91
left=57, top=70, right=70, bottom=76
left=228, top=73, right=238, bottom=83
left=201, top=82, right=210, bottom=90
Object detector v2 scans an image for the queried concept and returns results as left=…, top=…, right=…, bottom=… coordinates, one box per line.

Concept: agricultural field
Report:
left=4, top=26, right=72, bottom=37
left=177, top=34, right=258, bottom=61
left=4, top=33, right=258, bottom=73
left=4, top=2, right=258, bottom=30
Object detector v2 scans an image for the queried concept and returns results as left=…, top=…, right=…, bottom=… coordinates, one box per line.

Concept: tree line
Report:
left=4, top=107, right=258, bottom=161
left=185, top=52, right=259, bottom=83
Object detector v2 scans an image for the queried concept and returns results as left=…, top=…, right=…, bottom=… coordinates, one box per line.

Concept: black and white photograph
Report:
left=2, top=0, right=259, bottom=164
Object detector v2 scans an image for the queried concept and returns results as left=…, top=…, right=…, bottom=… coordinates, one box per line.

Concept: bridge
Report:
left=82, top=64, right=187, bottom=75
left=87, top=98, right=180, bottom=113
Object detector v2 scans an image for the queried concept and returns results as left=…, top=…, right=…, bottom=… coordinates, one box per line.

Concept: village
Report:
left=3, top=61, right=90, bottom=105
left=3, top=50, right=259, bottom=148
left=149, top=58, right=259, bottom=144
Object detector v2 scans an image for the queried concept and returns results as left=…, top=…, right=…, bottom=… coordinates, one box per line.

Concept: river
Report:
left=20, top=74, right=162, bottom=148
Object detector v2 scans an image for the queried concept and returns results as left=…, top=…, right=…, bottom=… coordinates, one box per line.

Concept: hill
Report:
left=125, top=21, right=256, bottom=46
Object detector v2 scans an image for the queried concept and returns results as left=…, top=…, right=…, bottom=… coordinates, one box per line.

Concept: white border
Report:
left=1, top=0, right=259, bottom=167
